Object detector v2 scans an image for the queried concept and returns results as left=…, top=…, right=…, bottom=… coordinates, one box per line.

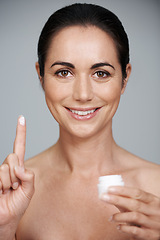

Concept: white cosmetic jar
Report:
left=98, top=175, right=124, bottom=197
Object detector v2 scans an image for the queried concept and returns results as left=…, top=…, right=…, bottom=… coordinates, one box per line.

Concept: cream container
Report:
left=98, top=175, right=124, bottom=197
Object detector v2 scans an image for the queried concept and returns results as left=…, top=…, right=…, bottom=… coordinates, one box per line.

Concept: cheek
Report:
left=97, top=82, right=122, bottom=103
left=44, top=80, right=70, bottom=104
left=43, top=81, right=70, bottom=122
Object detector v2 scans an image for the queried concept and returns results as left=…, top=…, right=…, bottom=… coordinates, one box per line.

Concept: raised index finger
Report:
left=13, top=115, right=26, bottom=167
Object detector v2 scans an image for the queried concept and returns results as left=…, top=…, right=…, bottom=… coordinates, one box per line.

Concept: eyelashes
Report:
left=54, top=69, right=72, bottom=78
left=54, top=69, right=111, bottom=80
left=93, top=70, right=111, bottom=78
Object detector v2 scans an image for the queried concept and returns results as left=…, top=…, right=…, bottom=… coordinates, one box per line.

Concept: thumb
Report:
left=14, top=166, right=35, bottom=200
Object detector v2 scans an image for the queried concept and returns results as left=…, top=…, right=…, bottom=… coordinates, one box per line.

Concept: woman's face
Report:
left=36, top=26, right=131, bottom=138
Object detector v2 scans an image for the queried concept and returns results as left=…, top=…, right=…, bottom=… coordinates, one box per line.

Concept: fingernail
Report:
left=12, top=182, right=19, bottom=190
left=108, top=187, right=117, bottom=193
left=3, top=189, right=10, bottom=194
left=19, top=115, right=25, bottom=126
left=100, top=194, right=110, bottom=201
left=15, top=166, right=25, bottom=172
left=117, top=225, right=121, bottom=231
left=108, top=215, right=113, bottom=222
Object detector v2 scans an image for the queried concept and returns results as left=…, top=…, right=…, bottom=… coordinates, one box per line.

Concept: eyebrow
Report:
left=91, top=62, right=115, bottom=70
left=50, top=61, right=75, bottom=69
left=50, top=61, right=115, bottom=70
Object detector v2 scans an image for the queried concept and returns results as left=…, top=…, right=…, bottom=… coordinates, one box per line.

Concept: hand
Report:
left=0, top=116, right=35, bottom=226
left=100, top=186, right=160, bottom=240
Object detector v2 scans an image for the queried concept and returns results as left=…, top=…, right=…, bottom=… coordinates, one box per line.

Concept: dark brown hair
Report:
left=37, top=3, right=130, bottom=82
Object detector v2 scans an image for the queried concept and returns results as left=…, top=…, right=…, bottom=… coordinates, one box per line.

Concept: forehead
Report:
left=46, top=26, right=119, bottom=66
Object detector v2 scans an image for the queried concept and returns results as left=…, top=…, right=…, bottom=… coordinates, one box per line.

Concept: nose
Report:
left=73, top=74, right=94, bottom=102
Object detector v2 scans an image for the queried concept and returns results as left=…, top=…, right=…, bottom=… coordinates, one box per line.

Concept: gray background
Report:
left=0, top=0, right=160, bottom=165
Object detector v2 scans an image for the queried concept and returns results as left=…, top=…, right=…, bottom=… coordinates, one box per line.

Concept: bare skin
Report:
left=0, top=26, right=160, bottom=240
left=16, top=145, right=160, bottom=240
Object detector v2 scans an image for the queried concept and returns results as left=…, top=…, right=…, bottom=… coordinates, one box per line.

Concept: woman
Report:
left=0, top=3, right=160, bottom=240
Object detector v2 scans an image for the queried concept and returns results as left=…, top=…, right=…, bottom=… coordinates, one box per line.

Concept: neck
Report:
left=55, top=121, right=119, bottom=178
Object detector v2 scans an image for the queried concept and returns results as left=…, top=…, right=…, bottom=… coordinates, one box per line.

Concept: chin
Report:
left=63, top=123, right=104, bottom=140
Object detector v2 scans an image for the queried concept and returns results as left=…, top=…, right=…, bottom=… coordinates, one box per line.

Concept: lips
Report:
left=65, top=107, right=101, bottom=120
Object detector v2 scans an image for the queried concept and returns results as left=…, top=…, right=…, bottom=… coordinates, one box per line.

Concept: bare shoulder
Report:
left=24, top=144, right=58, bottom=176
left=118, top=147, right=160, bottom=197
left=137, top=160, right=160, bottom=197
left=117, top=145, right=159, bottom=167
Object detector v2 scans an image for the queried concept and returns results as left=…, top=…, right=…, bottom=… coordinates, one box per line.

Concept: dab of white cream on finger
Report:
left=19, top=116, right=25, bottom=126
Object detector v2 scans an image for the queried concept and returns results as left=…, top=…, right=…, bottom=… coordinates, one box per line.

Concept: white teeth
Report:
left=70, top=109, right=96, bottom=116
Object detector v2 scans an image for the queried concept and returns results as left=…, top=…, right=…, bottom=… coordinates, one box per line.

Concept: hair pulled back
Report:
left=37, top=3, right=130, bottom=80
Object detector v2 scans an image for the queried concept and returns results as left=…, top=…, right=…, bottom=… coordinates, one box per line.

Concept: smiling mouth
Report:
left=66, top=108, right=100, bottom=116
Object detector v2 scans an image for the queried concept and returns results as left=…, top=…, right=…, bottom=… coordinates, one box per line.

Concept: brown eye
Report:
left=61, top=70, right=69, bottom=77
left=95, top=71, right=110, bottom=78
left=97, top=71, right=105, bottom=77
left=55, top=70, right=72, bottom=77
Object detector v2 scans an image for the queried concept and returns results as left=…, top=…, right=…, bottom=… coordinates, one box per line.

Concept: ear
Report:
left=121, top=63, right=132, bottom=94
left=35, top=62, right=44, bottom=88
